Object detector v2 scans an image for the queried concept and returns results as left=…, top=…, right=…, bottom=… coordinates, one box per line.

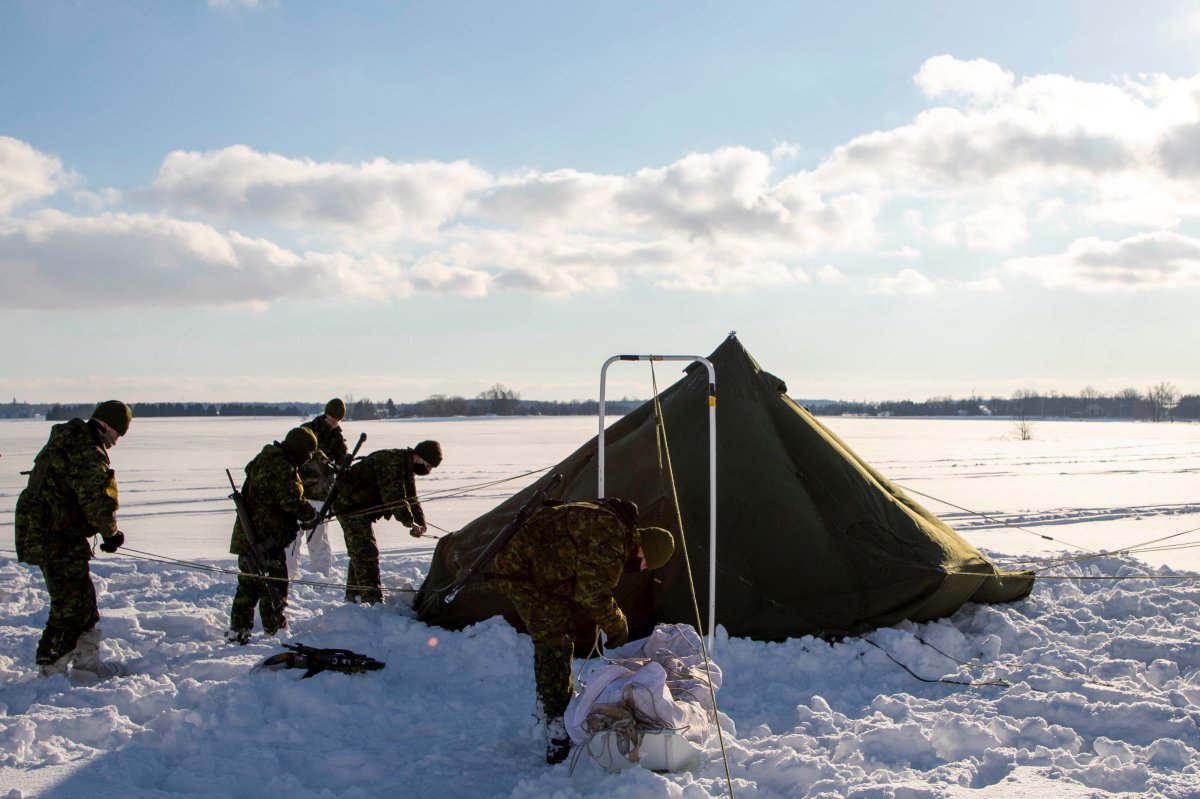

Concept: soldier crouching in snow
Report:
left=15, top=400, right=133, bottom=679
left=330, top=440, right=442, bottom=605
left=225, top=427, right=320, bottom=645
left=490, top=498, right=675, bottom=765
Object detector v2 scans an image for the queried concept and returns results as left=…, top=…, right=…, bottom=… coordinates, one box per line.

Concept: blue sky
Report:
left=2, top=1, right=1199, bottom=403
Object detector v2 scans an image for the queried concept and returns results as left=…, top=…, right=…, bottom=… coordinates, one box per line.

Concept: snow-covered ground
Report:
left=1, top=416, right=1199, bottom=798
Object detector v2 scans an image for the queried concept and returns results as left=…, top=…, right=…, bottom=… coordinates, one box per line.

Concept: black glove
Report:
left=409, top=524, right=427, bottom=538
left=603, top=614, right=629, bottom=650
left=299, top=505, right=321, bottom=530
left=99, top=531, right=125, bottom=553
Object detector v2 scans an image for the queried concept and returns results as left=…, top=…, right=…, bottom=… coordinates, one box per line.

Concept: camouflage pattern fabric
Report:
left=230, top=553, right=289, bottom=634
left=227, top=443, right=315, bottom=632
left=492, top=502, right=638, bottom=722
left=338, top=514, right=383, bottom=604
left=15, top=418, right=118, bottom=566
left=14, top=418, right=117, bottom=665
left=329, top=448, right=425, bottom=604
left=35, top=558, right=101, bottom=665
left=332, top=448, right=425, bottom=528
left=228, top=444, right=316, bottom=556
left=300, top=415, right=348, bottom=501
left=303, top=414, right=348, bottom=463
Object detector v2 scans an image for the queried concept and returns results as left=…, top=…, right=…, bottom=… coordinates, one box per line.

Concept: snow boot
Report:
left=70, top=628, right=121, bottom=680
left=37, top=651, right=72, bottom=678
left=225, top=627, right=251, bottom=645
left=546, top=716, right=570, bottom=765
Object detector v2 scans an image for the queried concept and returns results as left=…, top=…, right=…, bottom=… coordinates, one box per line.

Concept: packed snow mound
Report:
left=2, top=548, right=1200, bottom=798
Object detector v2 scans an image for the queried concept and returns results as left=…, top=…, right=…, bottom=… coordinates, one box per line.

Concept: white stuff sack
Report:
left=565, top=623, right=721, bottom=746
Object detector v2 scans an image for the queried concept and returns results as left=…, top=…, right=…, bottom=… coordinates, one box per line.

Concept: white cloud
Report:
left=13, top=54, right=1200, bottom=310
left=928, top=205, right=1029, bottom=251
left=1004, top=230, right=1200, bottom=291
left=815, top=264, right=848, bottom=285
left=149, top=145, right=491, bottom=236
left=915, top=55, right=1015, bottom=103
left=0, top=210, right=412, bottom=309
left=867, top=268, right=937, bottom=295
left=0, top=137, right=72, bottom=214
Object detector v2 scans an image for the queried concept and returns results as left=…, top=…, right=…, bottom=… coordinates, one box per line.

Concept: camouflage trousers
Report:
left=36, top=558, right=101, bottom=665
left=230, top=553, right=289, bottom=634
left=511, top=595, right=577, bottom=721
left=338, top=515, right=382, bottom=604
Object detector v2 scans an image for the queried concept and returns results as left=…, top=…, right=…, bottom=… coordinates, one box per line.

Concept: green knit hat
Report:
left=414, top=440, right=443, bottom=467
left=637, top=527, right=674, bottom=570
left=282, top=426, right=318, bottom=463
left=325, top=398, right=346, bottom=420
left=91, top=400, right=132, bottom=436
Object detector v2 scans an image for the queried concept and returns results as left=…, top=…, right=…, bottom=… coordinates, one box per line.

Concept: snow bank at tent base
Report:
left=2, top=548, right=1200, bottom=798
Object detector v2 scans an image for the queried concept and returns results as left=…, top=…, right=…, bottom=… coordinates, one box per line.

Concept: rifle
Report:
left=226, top=468, right=284, bottom=614
left=252, top=642, right=386, bottom=679
left=308, top=431, right=367, bottom=540
left=443, top=472, right=564, bottom=604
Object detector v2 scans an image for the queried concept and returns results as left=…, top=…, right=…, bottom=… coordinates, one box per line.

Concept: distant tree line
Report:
left=45, top=402, right=318, bottom=421
left=34, top=386, right=642, bottom=422
left=348, top=385, right=642, bottom=419
left=19, top=382, right=1197, bottom=423
left=810, top=383, right=1198, bottom=422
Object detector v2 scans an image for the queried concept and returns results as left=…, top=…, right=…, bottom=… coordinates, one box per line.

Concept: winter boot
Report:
left=225, top=627, right=251, bottom=645
left=546, top=716, right=570, bottom=765
left=71, top=628, right=121, bottom=680
left=37, top=651, right=72, bottom=678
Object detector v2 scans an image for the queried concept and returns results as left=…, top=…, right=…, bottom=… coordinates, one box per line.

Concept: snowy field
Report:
left=1, top=415, right=1199, bottom=798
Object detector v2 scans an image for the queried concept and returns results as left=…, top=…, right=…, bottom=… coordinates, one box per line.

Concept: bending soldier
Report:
left=15, top=400, right=133, bottom=679
left=331, top=440, right=442, bottom=604
left=491, top=498, right=674, bottom=765
left=226, top=427, right=319, bottom=645
left=290, top=397, right=348, bottom=577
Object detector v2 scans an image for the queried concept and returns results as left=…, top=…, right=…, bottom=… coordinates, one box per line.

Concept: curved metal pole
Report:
left=599, top=355, right=717, bottom=648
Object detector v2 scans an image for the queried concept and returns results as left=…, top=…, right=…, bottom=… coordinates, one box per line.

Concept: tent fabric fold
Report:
left=415, top=335, right=1034, bottom=642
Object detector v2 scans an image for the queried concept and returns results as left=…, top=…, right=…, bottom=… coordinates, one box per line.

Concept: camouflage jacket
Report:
left=303, top=415, right=348, bottom=462
left=14, top=418, right=119, bottom=566
left=299, top=415, right=348, bottom=501
left=331, top=448, right=424, bottom=528
left=229, top=443, right=316, bottom=555
left=492, top=502, right=637, bottom=636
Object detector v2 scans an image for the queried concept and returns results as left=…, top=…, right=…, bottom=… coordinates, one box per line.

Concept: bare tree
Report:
left=1012, top=389, right=1037, bottom=440
left=1079, top=385, right=1102, bottom=418
left=477, top=383, right=521, bottom=414
left=1148, top=382, right=1179, bottom=423
left=1115, top=387, right=1141, bottom=419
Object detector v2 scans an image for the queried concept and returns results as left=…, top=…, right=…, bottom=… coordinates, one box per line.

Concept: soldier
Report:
left=289, top=398, right=348, bottom=577
left=331, top=440, right=442, bottom=604
left=14, top=400, right=132, bottom=679
left=225, top=427, right=319, bottom=645
left=491, top=498, right=675, bottom=764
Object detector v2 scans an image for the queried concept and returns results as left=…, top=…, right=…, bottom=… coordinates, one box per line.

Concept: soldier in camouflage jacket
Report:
left=289, top=399, right=349, bottom=576
left=330, top=440, right=442, bottom=604
left=226, top=427, right=319, bottom=642
left=490, top=499, right=674, bottom=764
left=15, top=400, right=132, bottom=677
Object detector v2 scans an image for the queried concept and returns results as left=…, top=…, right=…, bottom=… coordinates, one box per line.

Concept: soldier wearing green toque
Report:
left=289, top=397, right=349, bottom=577
left=15, top=400, right=133, bottom=679
left=490, top=498, right=675, bottom=764
left=225, top=427, right=320, bottom=645
left=331, top=440, right=442, bottom=604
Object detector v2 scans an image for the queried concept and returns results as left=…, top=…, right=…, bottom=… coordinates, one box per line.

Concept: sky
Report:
left=2, top=0, right=1200, bottom=404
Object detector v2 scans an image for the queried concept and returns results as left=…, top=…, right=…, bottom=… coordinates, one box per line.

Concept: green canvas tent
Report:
left=415, top=335, right=1034, bottom=641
